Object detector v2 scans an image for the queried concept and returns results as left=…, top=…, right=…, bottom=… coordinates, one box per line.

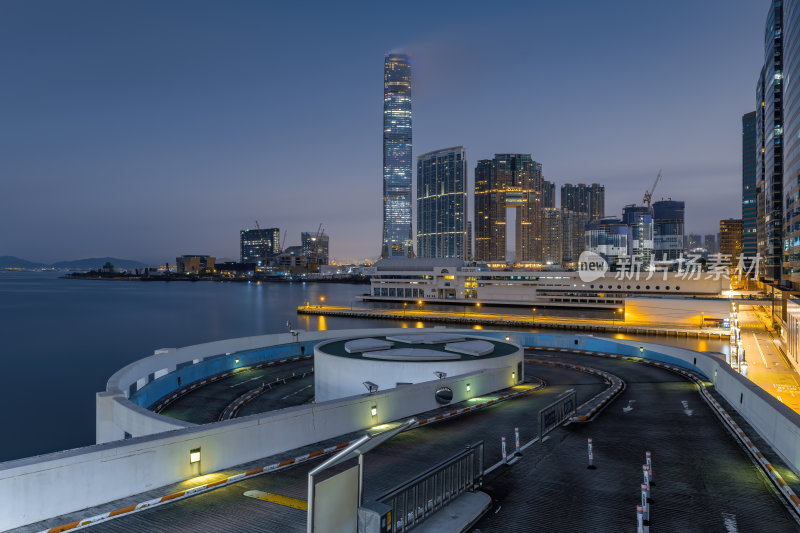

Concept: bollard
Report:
left=646, top=451, right=654, bottom=485
left=636, top=506, right=644, bottom=533
left=643, top=466, right=652, bottom=503
left=587, top=438, right=596, bottom=469
left=515, top=427, right=521, bottom=456
left=641, top=484, right=649, bottom=523
left=501, top=437, right=508, bottom=464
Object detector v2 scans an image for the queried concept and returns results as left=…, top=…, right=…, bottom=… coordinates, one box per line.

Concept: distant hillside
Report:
left=50, top=257, right=152, bottom=270
left=0, top=256, right=152, bottom=270
left=0, top=256, right=46, bottom=269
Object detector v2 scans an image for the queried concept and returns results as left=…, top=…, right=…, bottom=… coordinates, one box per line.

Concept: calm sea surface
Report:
left=0, top=271, right=728, bottom=462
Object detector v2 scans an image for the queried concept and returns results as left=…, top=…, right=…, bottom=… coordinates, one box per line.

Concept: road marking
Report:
left=229, top=376, right=261, bottom=388
left=751, top=334, right=768, bottom=366
left=282, top=384, right=313, bottom=400
left=244, top=490, right=308, bottom=510
left=721, top=512, right=738, bottom=532
left=623, top=400, right=635, bottom=413
left=681, top=400, right=693, bottom=417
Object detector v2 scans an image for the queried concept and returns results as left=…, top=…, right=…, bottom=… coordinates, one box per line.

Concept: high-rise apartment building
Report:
left=542, top=180, right=556, bottom=208
left=381, top=53, right=413, bottom=258
left=687, top=234, right=702, bottom=250
left=756, top=1, right=784, bottom=282
left=561, top=183, right=605, bottom=221
left=720, top=219, right=743, bottom=262
left=542, top=208, right=562, bottom=265
left=705, top=234, right=718, bottom=254
left=653, top=200, right=685, bottom=262
left=742, top=111, right=758, bottom=261
left=240, top=228, right=280, bottom=264
left=783, top=0, right=800, bottom=286
left=416, top=147, right=468, bottom=259
left=301, top=232, right=329, bottom=265
left=474, top=154, right=543, bottom=263
left=561, top=209, right=588, bottom=267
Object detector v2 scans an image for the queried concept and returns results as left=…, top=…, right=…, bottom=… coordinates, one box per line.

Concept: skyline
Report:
left=0, top=1, right=766, bottom=264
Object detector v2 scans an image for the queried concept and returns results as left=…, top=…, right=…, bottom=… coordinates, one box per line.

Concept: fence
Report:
left=376, top=441, right=484, bottom=532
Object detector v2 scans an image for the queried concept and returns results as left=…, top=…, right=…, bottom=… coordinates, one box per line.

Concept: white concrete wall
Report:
left=0, top=367, right=511, bottom=531
left=314, top=338, right=522, bottom=401
left=623, top=297, right=730, bottom=327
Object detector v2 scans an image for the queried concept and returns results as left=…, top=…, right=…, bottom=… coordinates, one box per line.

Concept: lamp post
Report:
left=532, top=307, right=536, bottom=325
left=701, top=311, right=705, bottom=329
left=614, top=307, right=623, bottom=326
left=319, top=295, right=325, bottom=309
left=403, top=302, right=407, bottom=316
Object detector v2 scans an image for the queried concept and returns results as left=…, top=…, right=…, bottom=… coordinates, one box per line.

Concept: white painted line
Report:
left=721, top=512, right=738, bottom=532
left=752, top=334, right=768, bottom=366
left=229, top=376, right=261, bottom=388
left=281, top=384, right=312, bottom=400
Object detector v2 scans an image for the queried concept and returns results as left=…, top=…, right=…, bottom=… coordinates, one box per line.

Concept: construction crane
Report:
left=254, top=220, right=272, bottom=269
left=643, top=169, right=662, bottom=208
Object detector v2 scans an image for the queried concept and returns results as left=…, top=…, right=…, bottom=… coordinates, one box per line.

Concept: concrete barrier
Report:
left=0, top=363, right=511, bottom=531
left=3, top=327, right=800, bottom=531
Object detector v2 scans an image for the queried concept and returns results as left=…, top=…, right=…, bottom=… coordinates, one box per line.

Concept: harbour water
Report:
left=0, top=271, right=728, bottom=462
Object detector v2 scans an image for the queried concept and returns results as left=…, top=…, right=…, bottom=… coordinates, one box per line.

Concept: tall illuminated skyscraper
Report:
left=416, top=147, right=467, bottom=259
left=382, top=53, right=413, bottom=258
left=474, top=154, right=543, bottom=263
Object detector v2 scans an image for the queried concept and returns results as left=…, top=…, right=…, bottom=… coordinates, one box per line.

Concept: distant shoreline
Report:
left=60, top=272, right=370, bottom=284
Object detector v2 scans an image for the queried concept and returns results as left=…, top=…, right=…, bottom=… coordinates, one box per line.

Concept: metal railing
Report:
left=376, top=441, right=484, bottom=532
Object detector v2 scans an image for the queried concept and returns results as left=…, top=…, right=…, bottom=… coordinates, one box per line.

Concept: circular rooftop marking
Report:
left=362, top=349, right=462, bottom=361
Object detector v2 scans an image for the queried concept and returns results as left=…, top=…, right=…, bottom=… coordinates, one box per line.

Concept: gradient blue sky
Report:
left=0, top=1, right=767, bottom=264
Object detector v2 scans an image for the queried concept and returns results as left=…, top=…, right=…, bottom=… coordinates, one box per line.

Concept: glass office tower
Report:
left=416, top=147, right=468, bottom=259
left=783, top=0, right=800, bottom=286
left=382, top=53, right=413, bottom=258
left=653, top=200, right=685, bottom=262
left=756, top=0, right=784, bottom=283
left=742, top=111, right=758, bottom=262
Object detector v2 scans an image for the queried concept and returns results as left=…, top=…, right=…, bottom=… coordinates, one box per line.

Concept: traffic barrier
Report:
left=501, top=437, right=508, bottom=464
left=41, top=378, right=543, bottom=532
left=646, top=451, right=653, bottom=485
left=514, top=427, right=520, bottom=456
left=587, top=438, right=595, bottom=469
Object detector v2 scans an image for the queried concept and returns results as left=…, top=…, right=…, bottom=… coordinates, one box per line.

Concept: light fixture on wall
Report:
left=466, top=384, right=471, bottom=393
left=371, top=406, right=377, bottom=417
left=363, top=381, right=379, bottom=394
left=434, top=371, right=447, bottom=379
left=189, top=448, right=201, bottom=464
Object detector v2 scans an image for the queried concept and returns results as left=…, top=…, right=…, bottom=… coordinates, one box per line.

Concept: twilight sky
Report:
left=0, top=0, right=767, bottom=264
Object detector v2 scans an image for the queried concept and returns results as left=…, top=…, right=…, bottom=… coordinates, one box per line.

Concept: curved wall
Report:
left=2, top=327, right=800, bottom=531
left=314, top=336, right=523, bottom=401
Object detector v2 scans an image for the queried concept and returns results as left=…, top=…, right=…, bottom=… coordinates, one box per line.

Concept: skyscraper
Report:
left=542, top=207, right=562, bottom=265
left=561, top=209, right=588, bottom=267
left=622, top=205, right=654, bottom=264
left=542, top=180, right=556, bottom=208
left=302, top=231, right=329, bottom=265
left=561, top=183, right=605, bottom=221
left=756, top=1, right=784, bottom=282
left=783, top=0, right=800, bottom=286
left=720, top=219, right=743, bottom=261
left=653, top=200, right=685, bottom=262
left=704, top=234, right=718, bottom=254
left=416, top=147, right=468, bottom=259
left=381, top=53, right=413, bottom=258
left=474, top=154, right=543, bottom=263
left=240, top=228, right=280, bottom=265
left=742, top=111, right=758, bottom=261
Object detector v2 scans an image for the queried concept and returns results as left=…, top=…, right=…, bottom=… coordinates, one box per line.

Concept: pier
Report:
left=297, top=305, right=730, bottom=338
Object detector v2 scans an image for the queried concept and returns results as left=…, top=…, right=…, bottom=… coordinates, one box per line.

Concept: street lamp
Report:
left=320, top=295, right=326, bottom=308
left=403, top=302, right=407, bottom=316
left=701, top=311, right=705, bottom=329
left=532, top=307, right=536, bottom=324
